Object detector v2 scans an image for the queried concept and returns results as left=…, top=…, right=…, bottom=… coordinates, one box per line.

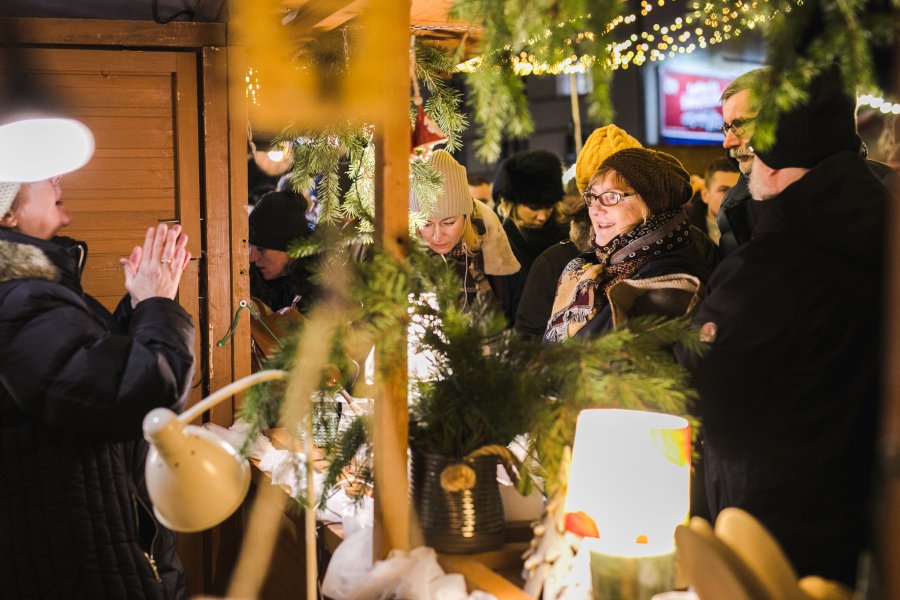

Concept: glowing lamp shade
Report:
left=0, top=118, right=95, bottom=182
left=143, top=370, right=287, bottom=533
left=565, top=409, right=691, bottom=557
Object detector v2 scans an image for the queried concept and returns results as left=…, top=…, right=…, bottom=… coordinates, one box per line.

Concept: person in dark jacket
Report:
left=515, top=125, right=644, bottom=340
left=249, top=190, right=318, bottom=313
left=677, top=71, right=888, bottom=587
left=686, top=158, right=739, bottom=246
left=414, top=150, right=521, bottom=323
left=0, top=133, right=195, bottom=598
left=544, top=148, right=715, bottom=341
left=716, top=68, right=895, bottom=258
left=493, top=150, right=569, bottom=288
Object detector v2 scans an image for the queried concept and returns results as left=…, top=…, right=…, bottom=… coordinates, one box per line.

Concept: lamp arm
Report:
left=178, top=369, right=288, bottom=424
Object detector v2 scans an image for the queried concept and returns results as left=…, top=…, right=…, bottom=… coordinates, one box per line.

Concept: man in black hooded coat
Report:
left=677, top=72, right=890, bottom=586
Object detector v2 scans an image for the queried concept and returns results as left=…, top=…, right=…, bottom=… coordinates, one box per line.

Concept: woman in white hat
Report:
left=415, top=150, right=522, bottom=323
left=0, top=119, right=194, bottom=598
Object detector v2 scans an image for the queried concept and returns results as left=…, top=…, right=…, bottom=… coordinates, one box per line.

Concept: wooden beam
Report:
left=881, top=33, right=900, bottom=600
left=372, top=0, right=411, bottom=560
left=227, top=48, right=253, bottom=410
left=0, top=17, right=226, bottom=47
left=200, top=44, right=243, bottom=595
left=285, top=0, right=357, bottom=32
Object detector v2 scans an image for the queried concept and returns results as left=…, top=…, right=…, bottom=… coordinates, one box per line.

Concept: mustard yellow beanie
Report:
left=575, top=125, right=642, bottom=194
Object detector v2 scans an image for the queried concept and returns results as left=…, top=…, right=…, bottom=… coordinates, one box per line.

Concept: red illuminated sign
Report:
left=659, top=67, right=733, bottom=143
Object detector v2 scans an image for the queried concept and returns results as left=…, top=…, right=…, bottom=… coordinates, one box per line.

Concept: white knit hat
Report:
left=423, top=149, right=473, bottom=220
left=0, top=181, right=21, bottom=217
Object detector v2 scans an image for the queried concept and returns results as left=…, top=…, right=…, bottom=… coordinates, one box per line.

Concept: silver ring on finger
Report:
left=160, top=258, right=173, bottom=264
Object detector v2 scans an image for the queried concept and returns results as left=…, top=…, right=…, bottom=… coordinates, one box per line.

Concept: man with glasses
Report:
left=678, top=70, right=889, bottom=588
left=716, top=68, right=767, bottom=256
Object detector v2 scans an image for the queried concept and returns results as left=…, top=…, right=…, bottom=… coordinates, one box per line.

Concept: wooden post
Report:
left=568, top=72, right=583, bottom=156
left=882, top=37, right=900, bottom=600
left=372, top=0, right=412, bottom=560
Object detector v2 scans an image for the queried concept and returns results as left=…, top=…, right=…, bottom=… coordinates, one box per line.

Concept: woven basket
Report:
left=411, top=451, right=505, bottom=554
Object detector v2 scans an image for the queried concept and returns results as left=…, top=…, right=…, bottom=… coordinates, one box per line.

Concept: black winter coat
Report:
left=514, top=240, right=581, bottom=340
left=502, top=218, right=569, bottom=282
left=0, top=229, right=195, bottom=599
left=250, top=256, right=319, bottom=314
left=677, top=151, right=888, bottom=585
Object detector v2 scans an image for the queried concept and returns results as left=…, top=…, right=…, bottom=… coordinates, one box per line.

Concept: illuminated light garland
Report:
left=858, top=94, right=900, bottom=114
left=245, top=67, right=260, bottom=105
left=455, top=0, right=804, bottom=74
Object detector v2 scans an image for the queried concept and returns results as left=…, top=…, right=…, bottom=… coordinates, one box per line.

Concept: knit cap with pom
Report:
left=599, top=148, right=692, bottom=214
left=412, top=150, right=473, bottom=220
left=0, top=182, right=21, bottom=217
left=575, top=125, right=642, bottom=194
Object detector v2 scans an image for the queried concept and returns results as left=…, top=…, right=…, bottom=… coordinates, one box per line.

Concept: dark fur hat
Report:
left=492, top=149, right=564, bottom=209
left=249, top=191, right=310, bottom=252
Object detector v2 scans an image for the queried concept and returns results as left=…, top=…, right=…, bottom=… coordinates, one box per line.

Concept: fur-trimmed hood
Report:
left=474, top=199, right=520, bottom=276
left=0, top=237, right=59, bottom=284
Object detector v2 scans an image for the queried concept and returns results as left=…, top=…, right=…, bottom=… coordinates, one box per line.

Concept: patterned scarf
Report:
left=444, top=244, right=496, bottom=311
left=544, top=209, right=692, bottom=342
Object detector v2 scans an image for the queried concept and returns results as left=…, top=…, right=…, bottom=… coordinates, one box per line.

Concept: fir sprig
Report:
left=319, top=246, right=704, bottom=501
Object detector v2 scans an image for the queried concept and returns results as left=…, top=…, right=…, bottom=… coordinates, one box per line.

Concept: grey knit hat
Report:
left=0, top=182, right=21, bottom=216
left=599, top=148, right=692, bottom=214
left=413, top=150, right=474, bottom=220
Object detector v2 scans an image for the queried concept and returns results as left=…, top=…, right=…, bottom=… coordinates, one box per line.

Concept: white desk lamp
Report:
left=143, top=369, right=288, bottom=532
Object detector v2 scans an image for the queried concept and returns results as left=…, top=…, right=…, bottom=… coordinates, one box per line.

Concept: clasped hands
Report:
left=120, top=223, right=191, bottom=308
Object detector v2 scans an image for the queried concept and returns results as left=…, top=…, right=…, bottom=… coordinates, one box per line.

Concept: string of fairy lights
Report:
left=454, top=0, right=803, bottom=74
left=242, top=3, right=900, bottom=112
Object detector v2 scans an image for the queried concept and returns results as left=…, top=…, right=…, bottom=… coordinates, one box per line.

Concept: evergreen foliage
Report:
left=241, top=244, right=705, bottom=506
left=277, top=39, right=465, bottom=248
left=450, top=0, right=895, bottom=160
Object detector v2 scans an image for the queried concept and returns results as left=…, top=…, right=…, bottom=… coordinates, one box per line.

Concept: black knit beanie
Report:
left=249, top=191, right=310, bottom=251
left=492, top=149, right=564, bottom=208
left=755, top=71, right=860, bottom=169
left=599, top=148, right=692, bottom=213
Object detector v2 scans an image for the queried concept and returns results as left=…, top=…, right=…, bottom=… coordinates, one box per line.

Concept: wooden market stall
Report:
left=0, top=2, right=527, bottom=596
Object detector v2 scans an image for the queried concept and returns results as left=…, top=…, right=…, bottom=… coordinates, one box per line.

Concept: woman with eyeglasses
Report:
left=544, top=148, right=717, bottom=341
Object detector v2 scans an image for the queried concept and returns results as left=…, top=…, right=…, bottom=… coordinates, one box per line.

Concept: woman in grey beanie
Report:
left=414, top=150, right=522, bottom=324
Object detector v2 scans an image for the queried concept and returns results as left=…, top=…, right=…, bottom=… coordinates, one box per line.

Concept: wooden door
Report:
left=11, top=47, right=204, bottom=406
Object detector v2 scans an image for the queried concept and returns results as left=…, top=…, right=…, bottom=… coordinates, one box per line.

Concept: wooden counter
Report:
left=246, top=429, right=532, bottom=599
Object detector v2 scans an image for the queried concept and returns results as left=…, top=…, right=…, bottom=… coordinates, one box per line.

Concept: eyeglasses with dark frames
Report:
left=721, top=117, right=755, bottom=137
left=582, top=190, right=636, bottom=208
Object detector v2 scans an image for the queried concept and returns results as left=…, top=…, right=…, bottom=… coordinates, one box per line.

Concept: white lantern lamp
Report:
left=143, top=369, right=287, bottom=532
left=566, top=408, right=691, bottom=599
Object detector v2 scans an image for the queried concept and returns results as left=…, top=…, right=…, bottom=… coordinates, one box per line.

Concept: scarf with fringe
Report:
left=544, top=210, right=692, bottom=342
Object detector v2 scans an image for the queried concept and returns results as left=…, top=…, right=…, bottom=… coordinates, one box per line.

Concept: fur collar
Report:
left=474, top=199, right=520, bottom=276
left=0, top=238, right=60, bottom=284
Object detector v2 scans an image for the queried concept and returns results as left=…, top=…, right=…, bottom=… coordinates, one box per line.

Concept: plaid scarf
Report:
left=544, top=209, right=692, bottom=341
left=444, top=244, right=496, bottom=312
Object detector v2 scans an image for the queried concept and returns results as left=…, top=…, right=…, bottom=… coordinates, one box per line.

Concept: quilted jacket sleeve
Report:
left=0, top=280, right=195, bottom=441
